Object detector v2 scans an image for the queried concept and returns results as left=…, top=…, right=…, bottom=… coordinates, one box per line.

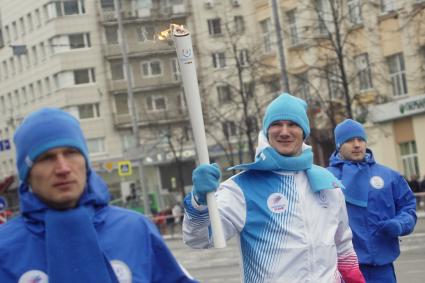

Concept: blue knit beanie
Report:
left=13, top=108, right=90, bottom=183
left=334, top=119, right=367, bottom=149
left=262, top=93, right=310, bottom=138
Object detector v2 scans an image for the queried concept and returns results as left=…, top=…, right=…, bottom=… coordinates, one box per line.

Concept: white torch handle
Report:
left=173, top=31, right=226, bottom=248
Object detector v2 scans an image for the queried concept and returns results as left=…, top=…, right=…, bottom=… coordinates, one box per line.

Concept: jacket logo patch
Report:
left=317, top=191, right=328, bottom=208
left=18, top=270, right=48, bottom=283
left=267, top=193, right=288, bottom=214
left=111, top=260, right=132, bottom=283
left=370, top=176, right=384, bottom=189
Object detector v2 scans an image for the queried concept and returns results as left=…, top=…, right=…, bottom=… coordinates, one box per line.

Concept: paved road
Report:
left=166, top=215, right=425, bottom=282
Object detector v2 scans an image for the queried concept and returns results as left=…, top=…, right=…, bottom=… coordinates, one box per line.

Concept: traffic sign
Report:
left=0, top=196, right=7, bottom=212
left=118, top=161, right=132, bottom=177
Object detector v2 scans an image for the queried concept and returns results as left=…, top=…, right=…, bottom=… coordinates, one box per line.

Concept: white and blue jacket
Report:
left=183, top=138, right=363, bottom=283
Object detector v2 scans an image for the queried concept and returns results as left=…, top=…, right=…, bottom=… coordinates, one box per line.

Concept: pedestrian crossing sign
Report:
left=118, top=161, right=132, bottom=177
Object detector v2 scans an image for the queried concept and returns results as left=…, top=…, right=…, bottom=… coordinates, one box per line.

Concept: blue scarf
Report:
left=230, top=132, right=342, bottom=192
left=19, top=171, right=119, bottom=283
left=328, top=149, right=376, bottom=207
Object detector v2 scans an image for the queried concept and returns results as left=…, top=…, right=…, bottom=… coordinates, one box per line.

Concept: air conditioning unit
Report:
left=205, top=0, right=214, bottom=9
left=231, top=0, right=241, bottom=7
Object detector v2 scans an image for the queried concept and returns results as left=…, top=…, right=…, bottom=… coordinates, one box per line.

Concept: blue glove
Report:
left=379, top=219, right=402, bottom=237
left=192, top=163, right=221, bottom=205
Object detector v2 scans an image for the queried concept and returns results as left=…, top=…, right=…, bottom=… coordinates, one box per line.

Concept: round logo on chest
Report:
left=370, top=176, right=385, bottom=189
left=18, top=270, right=48, bottom=283
left=267, top=193, right=288, bottom=213
left=111, top=260, right=132, bottom=283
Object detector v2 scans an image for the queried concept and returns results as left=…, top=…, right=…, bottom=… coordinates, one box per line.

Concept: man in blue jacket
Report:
left=328, top=119, right=417, bottom=283
left=0, top=108, right=197, bottom=283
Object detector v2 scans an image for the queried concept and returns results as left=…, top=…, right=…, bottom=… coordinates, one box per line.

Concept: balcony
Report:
left=113, top=111, right=189, bottom=129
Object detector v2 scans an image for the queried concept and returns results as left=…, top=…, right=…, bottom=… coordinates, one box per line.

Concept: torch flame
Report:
left=158, top=24, right=189, bottom=40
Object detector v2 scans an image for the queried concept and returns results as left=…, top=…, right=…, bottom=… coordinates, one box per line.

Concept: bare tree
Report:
left=196, top=7, right=279, bottom=168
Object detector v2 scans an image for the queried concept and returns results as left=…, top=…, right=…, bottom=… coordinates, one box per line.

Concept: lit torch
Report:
left=159, top=25, right=226, bottom=248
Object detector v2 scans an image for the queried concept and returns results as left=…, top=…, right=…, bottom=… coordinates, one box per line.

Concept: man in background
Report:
left=328, top=119, right=417, bottom=283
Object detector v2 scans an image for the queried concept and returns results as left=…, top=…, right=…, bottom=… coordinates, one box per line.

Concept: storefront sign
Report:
left=369, top=94, right=425, bottom=123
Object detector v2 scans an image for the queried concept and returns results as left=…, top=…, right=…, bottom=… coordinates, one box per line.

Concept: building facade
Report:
left=0, top=0, right=197, bottom=212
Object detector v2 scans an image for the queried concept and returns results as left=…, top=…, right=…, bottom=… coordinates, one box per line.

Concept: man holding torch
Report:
left=182, top=93, right=365, bottom=283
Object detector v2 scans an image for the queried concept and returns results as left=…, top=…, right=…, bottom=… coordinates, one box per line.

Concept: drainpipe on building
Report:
left=270, top=0, right=290, bottom=93
left=114, top=0, right=150, bottom=216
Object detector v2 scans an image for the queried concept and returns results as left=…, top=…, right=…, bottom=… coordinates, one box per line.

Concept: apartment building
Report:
left=270, top=0, right=425, bottom=178
left=0, top=0, right=196, bottom=211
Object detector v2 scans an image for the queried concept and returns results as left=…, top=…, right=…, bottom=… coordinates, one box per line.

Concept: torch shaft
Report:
left=173, top=32, right=226, bottom=248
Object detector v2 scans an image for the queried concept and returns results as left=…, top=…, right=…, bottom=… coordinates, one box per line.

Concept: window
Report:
left=260, top=18, right=273, bottom=53
left=217, top=85, right=231, bottom=103
left=70, top=33, right=91, bottom=49
left=234, top=16, right=245, bottom=33
left=39, top=42, right=46, bottom=61
left=246, top=116, right=259, bottom=133
left=21, top=86, right=28, bottom=104
left=387, top=53, right=407, bottom=96
left=101, top=0, right=115, bottom=10
left=78, top=104, right=100, bottom=119
left=0, top=96, right=5, bottom=113
left=12, top=22, right=18, bottom=40
left=115, top=94, right=129, bottom=114
left=9, top=58, right=15, bottom=75
left=29, top=83, right=35, bottom=101
left=267, top=77, right=281, bottom=94
left=2, top=61, right=8, bottom=79
left=171, top=58, right=180, bottom=81
left=177, top=92, right=186, bottom=113
left=212, top=52, right=226, bottom=68
left=287, top=10, right=299, bottom=45
left=14, top=90, right=20, bottom=107
left=238, top=49, right=249, bottom=67
left=146, top=95, right=166, bottom=111
left=37, top=80, right=43, bottom=99
left=243, top=81, right=254, bottom=98
left=317, top=0, right=331, bottom=35
left=4, top=26, right=10, bottom=44
left=293, top=72, right=310, bottom=101
left=27, top=13, right=34, bottom=31
left=137, top=24, right=155, bottom=41
left=87, top=137, right=105, bottom=155
left=111, top=61, right=124, bottom=80
left=44, top=77, right=52, bottom=95
left=325, top=64, right=343, bottom=99
left=400, top=141, right=419, bottom=180
left=105, top=26, right=118, bottom=44
left=32, top=45, right=38, bottom=65
left=355, top=53, right=373, bottom=91
left=380, top=0, right=396, bottom=13
left=19, top=17, right=26, bottom=35
left=222, top=121, right=237, bottom=138
left=141, top=60, right=162, bottom=77
left=74, top=68, right=95, bottom=84
left=207, top=18, right=222, bottom=35
left=121, top=134, right=136, bottom=151
left=35, top=9, right=41, bottom=27
left=348, top=0, right=362, bottom=25
left=48, top=0, right=85, bottom=17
